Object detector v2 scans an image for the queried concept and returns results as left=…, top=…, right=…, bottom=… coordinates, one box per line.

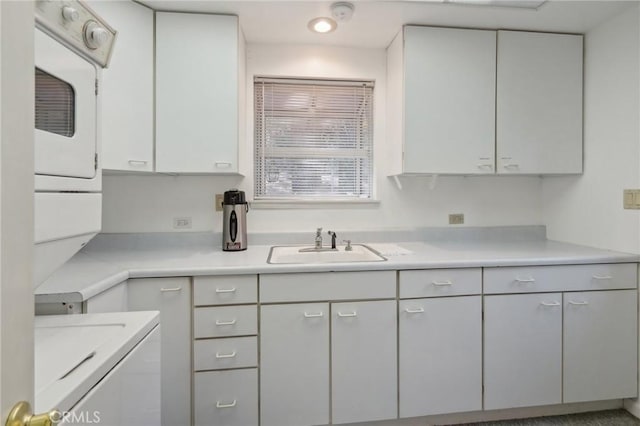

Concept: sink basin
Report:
left=268, top=244, right=387, bottom=264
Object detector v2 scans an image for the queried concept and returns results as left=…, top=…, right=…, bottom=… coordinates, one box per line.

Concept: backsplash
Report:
left=101, top=174, right=543, bottom=233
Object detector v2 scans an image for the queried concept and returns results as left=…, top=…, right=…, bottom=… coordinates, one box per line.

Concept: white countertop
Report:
left=34, top=228, right=640, bottom=303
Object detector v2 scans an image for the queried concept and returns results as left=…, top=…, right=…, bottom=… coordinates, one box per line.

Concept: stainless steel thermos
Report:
left=222, top=189, right=248, bottom=251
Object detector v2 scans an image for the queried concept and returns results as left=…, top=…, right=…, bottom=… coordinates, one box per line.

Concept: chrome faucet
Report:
left=327, top=231, right=337, bottom=249
left=315, top=228, right=323, bottom=249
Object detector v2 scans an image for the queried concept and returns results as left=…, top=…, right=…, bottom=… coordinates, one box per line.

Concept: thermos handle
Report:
left=230, top=210, right=237, bottom=243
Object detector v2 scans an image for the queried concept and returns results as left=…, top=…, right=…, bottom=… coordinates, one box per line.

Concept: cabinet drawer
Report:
left=400, top=268, right=481, bottom=298
left=194, top=275, right=257, bottom=306
left=194, top=336, right=257, bottom=371
left=194, top=305, right=257, bottom=338
left=484, top=263, right=637, bottom=294
left=194, top=369, right=258, bottom=426
left=260, top=271, right=396, bottom=303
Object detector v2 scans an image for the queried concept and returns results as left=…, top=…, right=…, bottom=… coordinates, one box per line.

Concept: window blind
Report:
left=254, top=77, right=374, bottom=200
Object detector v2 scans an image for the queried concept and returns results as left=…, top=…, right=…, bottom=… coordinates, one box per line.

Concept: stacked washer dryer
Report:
left=33, top=0, right=116, bottom=285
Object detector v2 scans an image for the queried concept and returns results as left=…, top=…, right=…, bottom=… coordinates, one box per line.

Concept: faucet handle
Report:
left=343, top=240, right=353, bottom=251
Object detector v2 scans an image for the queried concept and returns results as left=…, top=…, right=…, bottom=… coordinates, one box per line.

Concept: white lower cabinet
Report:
left=399, top=296, right=482, bottom=417
left=127, top=277, right=191, bottom=426
left=260, top=303, right=330, bottom=426
left=194, top=369, right=258, bottom=426
left=332, top=300, right=398, bottom=424
left=564, top=290, right=638, bottom=403
left=485, top=288, right=638, bottom=411
left=484, top=293, right=563, bottom=410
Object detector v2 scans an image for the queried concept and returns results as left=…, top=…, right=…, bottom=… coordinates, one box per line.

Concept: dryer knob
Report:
left=62, top=6, right=79, bottom=22
left=84, top=21, right=109, bottom=49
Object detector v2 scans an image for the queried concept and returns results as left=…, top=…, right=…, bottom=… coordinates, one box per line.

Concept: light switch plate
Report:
left=623, top=189, right=640, bottom=210
left=449, top=213, right=464, bottom=225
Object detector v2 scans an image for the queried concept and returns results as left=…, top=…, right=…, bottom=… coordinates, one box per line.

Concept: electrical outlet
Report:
left=449, top=213, right=464, bottom=225
left=173, top=217, right=192, bottom=229
left=624, top=189, right=640, bottom=210
left=215, top=194, right=224, bottom=212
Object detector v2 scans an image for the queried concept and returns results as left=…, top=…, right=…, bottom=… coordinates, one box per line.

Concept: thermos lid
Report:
left=223, top=189, right=247, bottom=205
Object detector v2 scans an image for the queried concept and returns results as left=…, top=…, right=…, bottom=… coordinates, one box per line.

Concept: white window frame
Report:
left=253, top=77, right=374, bottom=204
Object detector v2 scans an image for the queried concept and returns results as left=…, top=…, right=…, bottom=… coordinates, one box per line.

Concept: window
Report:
left=254, top=77, right=374, bottom=201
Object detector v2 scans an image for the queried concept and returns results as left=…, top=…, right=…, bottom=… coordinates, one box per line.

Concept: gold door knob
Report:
left=5, top=401, right=60, bottom=426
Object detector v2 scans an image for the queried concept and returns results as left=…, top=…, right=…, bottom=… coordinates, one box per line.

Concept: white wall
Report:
left=103, top=43, right=544, bottom=233
left=542, top=4, right=640, bottom=254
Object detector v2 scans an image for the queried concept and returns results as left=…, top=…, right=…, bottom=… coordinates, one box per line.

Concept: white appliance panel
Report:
left=35, top=28, right=97, bottom=180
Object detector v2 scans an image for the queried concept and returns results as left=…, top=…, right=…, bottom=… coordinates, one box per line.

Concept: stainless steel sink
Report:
left=267, top=244, right=387, bottom=264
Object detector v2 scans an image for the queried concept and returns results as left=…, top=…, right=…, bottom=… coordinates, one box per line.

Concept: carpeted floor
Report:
left=453, top=409, right=640, bottom=425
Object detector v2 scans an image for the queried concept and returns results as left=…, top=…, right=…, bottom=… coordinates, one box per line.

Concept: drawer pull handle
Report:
left=216, top=400, right=237, bottom=409
left=540, top=301, right=561, bottom=307
left=337, top=311, right=357, bottom=318
left=160, top=287, right=182, bottom=292
left=592, top=275, right=612, bottom=280
left=215, top=162, right=232, bottom=168
left=215, top=287, right=237, bottom=293
left=215, top=319, right=237, bottom=326
left=405, top=307, right=425, bottom=314
left=432, top=280, right=453, bottom=286
left=569, top=301, right=589, bottom=306
left=128, top=159, right=148, bottom=165
left=304, top=312, right=324, bottom=318
left=515, top=277, right=535, bottom=283
left=215, top=351, right=237, bottom=359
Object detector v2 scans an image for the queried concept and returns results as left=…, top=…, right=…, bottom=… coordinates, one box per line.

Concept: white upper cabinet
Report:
left=89, top=0, right=154, bottom=172
left=394, top=26, right=497, bottom=175
left=388, top=26, right=583, bottom=176
left=496, top=30, right=583, bottom=174
left=155, top=12, right=244, bottom=174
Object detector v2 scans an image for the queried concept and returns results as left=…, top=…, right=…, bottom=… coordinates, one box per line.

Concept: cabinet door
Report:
left=156, top=12, right=239, bottom=173
left=564, top=290, right=638, bottom=402
left=260, top=303, right=329, bottom=426
left=403, top=26, right=496, bottom=174
left=496, top=30, right=583, bottom=174
left=127, top=278, right=191, bottom=426
left=332, top=300, right=397, bottom=424
left=484, top=293, right=562, bottom=410
left=88, top=0, right=154, bottom=172
left=83, top=280, right=127, bottom=313
left=399, top=296, right=481, bottom=417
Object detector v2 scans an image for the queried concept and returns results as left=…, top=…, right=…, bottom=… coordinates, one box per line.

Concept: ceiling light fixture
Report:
left=308, top=17, right=337, bottom=33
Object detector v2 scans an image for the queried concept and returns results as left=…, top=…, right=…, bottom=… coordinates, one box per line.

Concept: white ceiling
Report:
left=140, top=0, right=637, bottom=48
